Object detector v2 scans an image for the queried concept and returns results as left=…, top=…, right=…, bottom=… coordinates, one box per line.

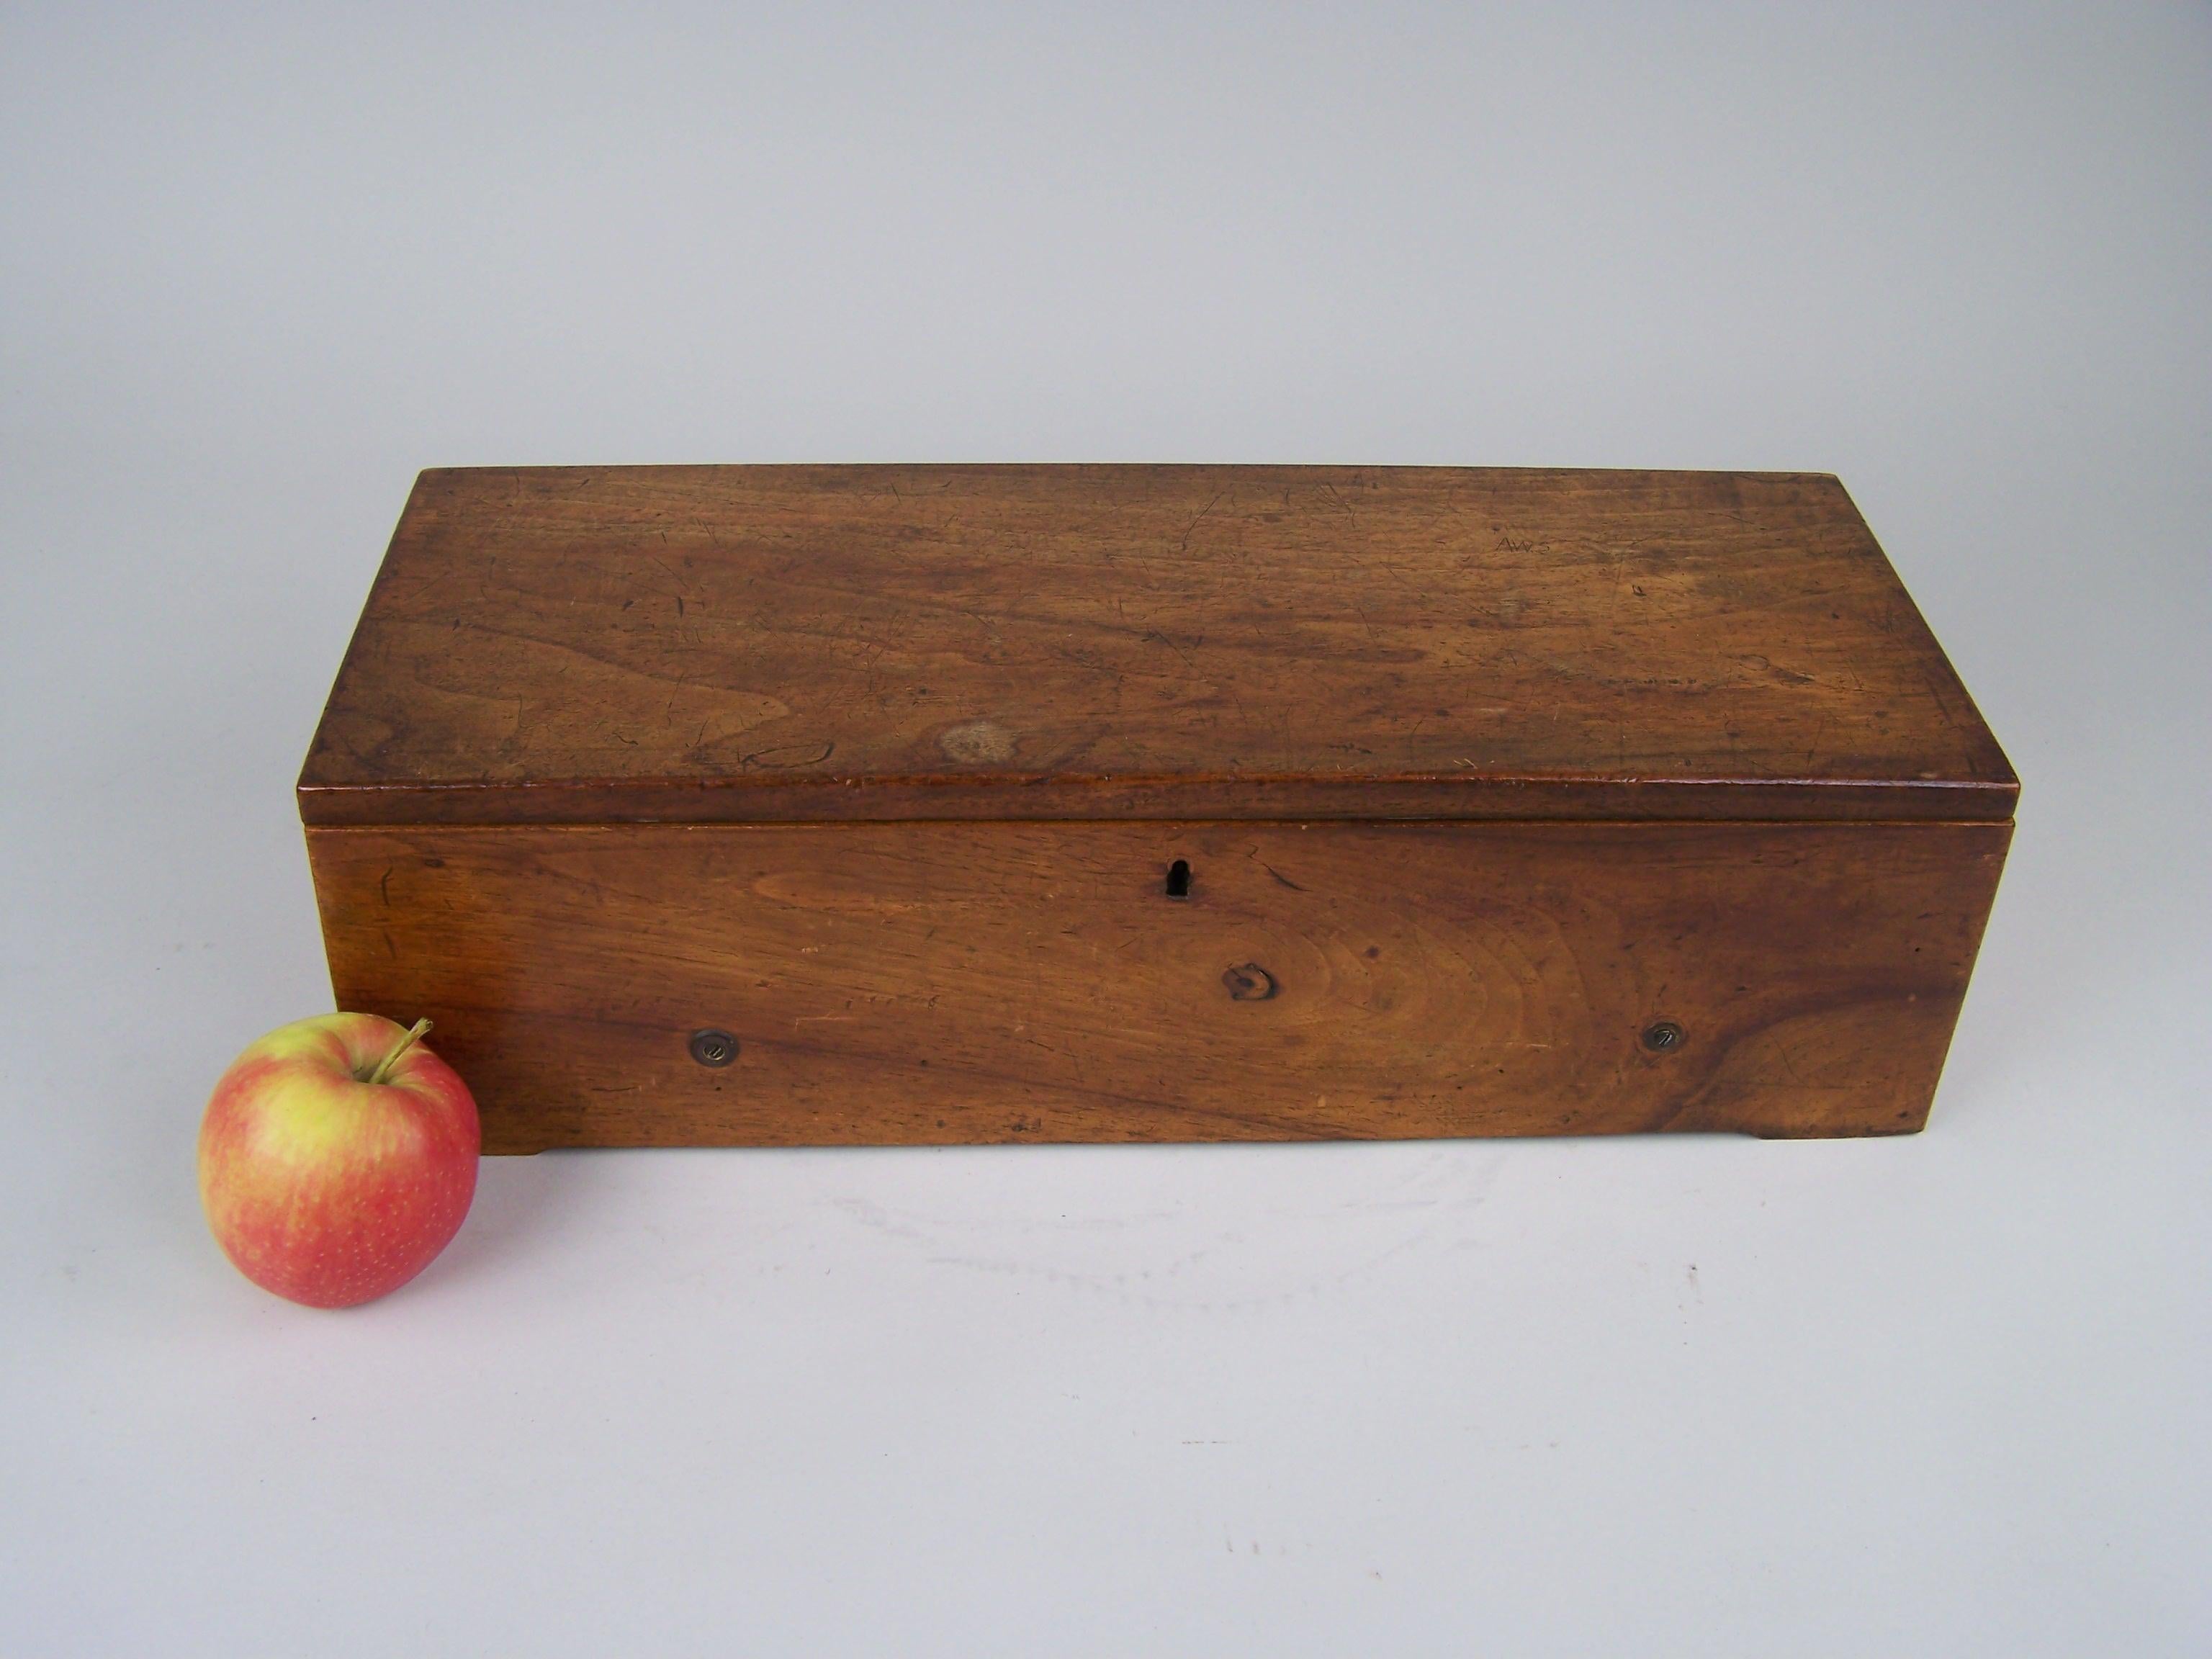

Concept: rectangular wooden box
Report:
left=301, top=466, right=2015, bottom=1151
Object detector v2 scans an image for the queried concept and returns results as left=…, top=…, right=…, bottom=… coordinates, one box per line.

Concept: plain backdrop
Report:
left=3, top=5, right=2208, bottom=1655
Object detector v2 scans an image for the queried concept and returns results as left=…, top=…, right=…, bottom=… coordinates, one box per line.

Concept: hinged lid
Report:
left=300, top=466, right=2015, bottom=826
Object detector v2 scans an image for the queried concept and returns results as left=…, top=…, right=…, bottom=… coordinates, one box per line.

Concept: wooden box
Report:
left=301, top=466, right=2014, bottom=1151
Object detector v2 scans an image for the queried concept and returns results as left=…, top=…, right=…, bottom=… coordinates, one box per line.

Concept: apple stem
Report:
left=366, top=1017, right=433, bottom=1086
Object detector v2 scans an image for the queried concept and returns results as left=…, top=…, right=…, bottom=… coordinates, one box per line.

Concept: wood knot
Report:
left=1222, top=963, right=1278, bottom=1002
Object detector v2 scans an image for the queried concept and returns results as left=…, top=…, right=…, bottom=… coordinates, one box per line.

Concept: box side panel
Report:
left=305, top=819, right=2010, bottom=1151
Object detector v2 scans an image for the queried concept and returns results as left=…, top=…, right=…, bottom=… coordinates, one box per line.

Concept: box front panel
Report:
left=307, top=820, right=2008, bottom=1150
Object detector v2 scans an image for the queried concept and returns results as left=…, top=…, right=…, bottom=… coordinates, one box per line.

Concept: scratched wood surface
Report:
left=307, top=819, right=2010, bottom=1151
left=299, top=466, right=2016, bottom=825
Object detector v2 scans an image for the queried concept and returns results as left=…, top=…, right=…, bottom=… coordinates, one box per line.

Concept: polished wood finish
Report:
left=300, top=467, right=2015, bottom=827
left=307, top=819, right=2010, bottom=1151
left=301, top=466, right=2015, bottom=1146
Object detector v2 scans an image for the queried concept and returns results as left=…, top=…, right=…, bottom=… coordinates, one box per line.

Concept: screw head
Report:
left=1222, top=962, right=1279, bottom=1002
left=688, top=1028, right=738, bottom=1067
left=1642, top=1020, right=1684, bottom=1053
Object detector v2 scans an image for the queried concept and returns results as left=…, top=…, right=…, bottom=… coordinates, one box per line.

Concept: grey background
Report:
left=3, top=5, right=2207, bottom=1655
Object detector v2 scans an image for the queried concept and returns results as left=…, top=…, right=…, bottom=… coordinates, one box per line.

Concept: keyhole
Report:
left=1165, top=859, right=1191, bottom=899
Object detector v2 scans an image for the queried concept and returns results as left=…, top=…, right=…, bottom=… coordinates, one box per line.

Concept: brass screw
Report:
left=689, top=1028, right=738, bottom=1067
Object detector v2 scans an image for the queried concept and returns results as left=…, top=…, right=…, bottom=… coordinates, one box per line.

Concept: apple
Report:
left=197, top=1013, right=479, bottom=1308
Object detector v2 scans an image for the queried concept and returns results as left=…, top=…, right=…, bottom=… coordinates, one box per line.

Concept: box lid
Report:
left=299, top=465, right=2016, bottom=826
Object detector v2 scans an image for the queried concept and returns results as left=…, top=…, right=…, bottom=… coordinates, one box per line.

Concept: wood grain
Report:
left=307, top=819, right=2010, bottom=1151
left=299, top=466, right=2016, bottom=826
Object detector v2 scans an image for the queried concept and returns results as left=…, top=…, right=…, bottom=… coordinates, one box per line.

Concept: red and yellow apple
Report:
left=197, top=1013, right=479, bottom=1308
